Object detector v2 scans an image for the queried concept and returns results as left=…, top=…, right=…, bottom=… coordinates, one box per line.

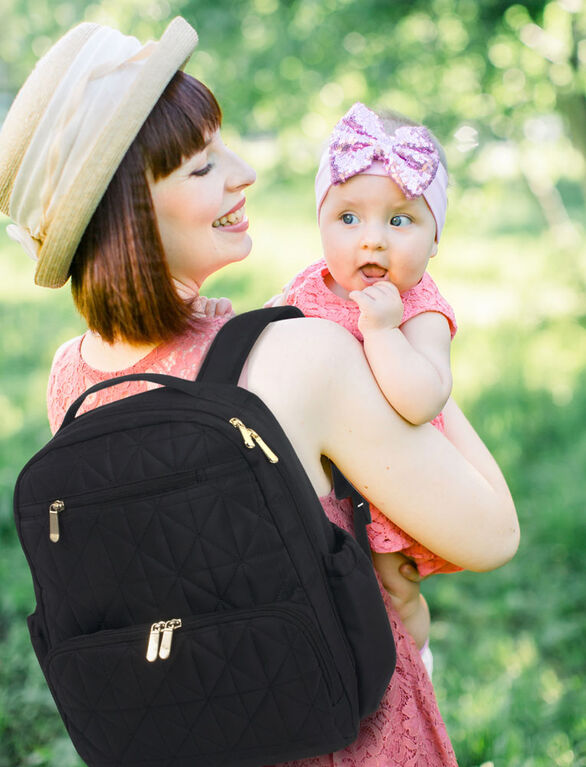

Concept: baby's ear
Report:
left=430, top=241, right=439, bottom=258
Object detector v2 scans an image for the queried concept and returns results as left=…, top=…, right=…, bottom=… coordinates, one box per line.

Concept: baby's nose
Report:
left=360, top=226, right=388, bottom=252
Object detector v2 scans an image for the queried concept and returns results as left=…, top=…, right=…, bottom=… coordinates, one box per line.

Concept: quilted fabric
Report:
left=47, top=608, right=338, bottom=766
left=14, top=307, right=395, bottom=766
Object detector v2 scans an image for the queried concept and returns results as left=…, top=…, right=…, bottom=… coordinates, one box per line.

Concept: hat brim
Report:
left=34, top=16, right=198, bottom=288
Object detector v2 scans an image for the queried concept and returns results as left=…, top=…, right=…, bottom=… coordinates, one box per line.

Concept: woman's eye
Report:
left=190, top=163, right=212, bottom=177
left=341, top=213, right=358, bottom=225
left=390, top=214, right=411, bottom=227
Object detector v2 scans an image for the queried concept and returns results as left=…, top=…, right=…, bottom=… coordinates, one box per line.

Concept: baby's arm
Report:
left=371, top=551, right=430, bottom=649
left=349, top=282, right=452, bottom=425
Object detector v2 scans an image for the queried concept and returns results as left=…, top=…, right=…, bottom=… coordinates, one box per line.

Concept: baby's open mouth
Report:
left=212, top=206, right=245, bottom=227
left=360, top=264, right=387, bottom=279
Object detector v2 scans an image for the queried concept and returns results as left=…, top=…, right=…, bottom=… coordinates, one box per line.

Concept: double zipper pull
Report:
left=230, top=418, right=279, bottom=463
left=146, top=621, right=166, bottom=662
left=49, top=500, right=65, bottom=543
left=159, top=619, right=182, bottom=660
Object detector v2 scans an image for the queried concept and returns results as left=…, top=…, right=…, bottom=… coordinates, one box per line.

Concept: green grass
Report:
left=0, top=179, right=585, bottom=766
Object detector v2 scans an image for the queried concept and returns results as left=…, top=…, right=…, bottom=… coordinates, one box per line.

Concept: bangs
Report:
left=136, top=71, right=222, bottom=180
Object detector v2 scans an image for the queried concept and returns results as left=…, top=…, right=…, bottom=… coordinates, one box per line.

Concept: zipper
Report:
left=47, top=605, right=335, bottom=696
left=43, top=458, right=243, bottom=543
left=49, top=500, right=64, bottom=543
left=146, top=618, right=182, bottom=662
left=229, top=418, right=279, bottom=463
left=146, top=621, right=167, bottom=662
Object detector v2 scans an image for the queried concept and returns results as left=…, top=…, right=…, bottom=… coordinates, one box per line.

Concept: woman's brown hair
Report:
left=70, top=72, right=222, bottom=345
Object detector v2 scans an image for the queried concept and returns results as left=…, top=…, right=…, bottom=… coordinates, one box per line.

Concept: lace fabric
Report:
left=285, top=260, right=461, bottom=577
left=47, top=310, right=458, bottom=766
left=47, top=315, right=233, bottom=435
left=273, top=493, right=457, bottom=767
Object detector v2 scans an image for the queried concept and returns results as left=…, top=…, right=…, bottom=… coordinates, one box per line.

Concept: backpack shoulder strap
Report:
left=196, top=306, right=303, bottom=385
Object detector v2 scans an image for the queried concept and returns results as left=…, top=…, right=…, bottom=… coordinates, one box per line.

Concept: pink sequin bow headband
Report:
left=315, top=102, right=448, bottom=240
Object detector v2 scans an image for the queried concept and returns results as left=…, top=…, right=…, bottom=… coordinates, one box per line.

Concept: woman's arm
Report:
left=246, top=317, right=519, bottom=573
left=316, top=323, right=519, bottom=572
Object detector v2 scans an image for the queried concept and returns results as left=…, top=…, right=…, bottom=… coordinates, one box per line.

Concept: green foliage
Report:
left=1, top=1, right=585, bottom=764
left=2, top=184, right=586, bottom=764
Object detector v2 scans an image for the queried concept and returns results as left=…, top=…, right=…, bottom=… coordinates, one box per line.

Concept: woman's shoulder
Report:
left=46, top=335, right=86, bottom=434
left=49, top=335, right=84, bottom=378
left=255, top=315, right=359, bottom=362
left=244, top=315, right=362, bottom=409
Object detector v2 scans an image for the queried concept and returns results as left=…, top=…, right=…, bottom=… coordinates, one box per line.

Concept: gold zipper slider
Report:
left=229, top=418, right=279, bottom=463
left=249, top=430, right=279, bottom=463
left=159, top=618, right=182, bottom=660
left=49, top=500, right=65, bottom=543
left=146, top=621, right=166, bottom=662
left=230, top=417, right=255, bottom=448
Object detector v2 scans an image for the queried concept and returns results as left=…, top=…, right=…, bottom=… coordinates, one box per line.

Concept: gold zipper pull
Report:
left=249, top=430, right=279, bottom=463
left=159, top=618, right=182, bottom=660
left=230, top=418, right=279, bottom=463
left=146, top=621, right=166, bottom=662
left=49, top=500, right=65, bottom=543
left=230, top=418, right=255, bottom=448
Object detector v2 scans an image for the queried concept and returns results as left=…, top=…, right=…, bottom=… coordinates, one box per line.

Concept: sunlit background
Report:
left=1, top=1, right=585, bottom=765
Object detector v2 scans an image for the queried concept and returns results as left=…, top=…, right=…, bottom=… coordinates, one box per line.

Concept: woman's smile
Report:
left=212, top=197, right=248, bottom=231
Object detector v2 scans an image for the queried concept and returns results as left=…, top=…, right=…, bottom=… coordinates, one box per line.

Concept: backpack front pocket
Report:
left=18, top=458, right=296, bottom=644
left=45, top=602, right=345, bottom=767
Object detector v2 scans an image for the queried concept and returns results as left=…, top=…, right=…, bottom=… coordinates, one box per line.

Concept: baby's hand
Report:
left=263, top=277, right=295, bottom=309
left=192, top=296, right=233, bottom=318
left=263, top=292, right=287, bottom=308
left=172, top=278, right=233, bottom=317
left=348, top=281, right=403, bottom=335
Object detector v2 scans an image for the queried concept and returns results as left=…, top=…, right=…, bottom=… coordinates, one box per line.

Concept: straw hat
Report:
left=0, top=17, right=198, bottom=287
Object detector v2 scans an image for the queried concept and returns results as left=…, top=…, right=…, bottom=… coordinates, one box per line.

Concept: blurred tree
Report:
left=0, top=0, right=583, bottom=226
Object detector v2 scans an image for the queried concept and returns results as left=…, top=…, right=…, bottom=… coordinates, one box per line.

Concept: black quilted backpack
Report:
left=14, top=306, right=395, bottom=767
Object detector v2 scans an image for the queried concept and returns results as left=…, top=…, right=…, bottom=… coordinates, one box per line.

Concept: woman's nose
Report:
left=227, top=150, right=256, bottom=191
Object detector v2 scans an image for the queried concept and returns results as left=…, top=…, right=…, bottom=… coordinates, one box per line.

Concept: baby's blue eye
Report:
left=391, top=214, right=411, bottom=227
left=341, top=213, right=358, bottom=224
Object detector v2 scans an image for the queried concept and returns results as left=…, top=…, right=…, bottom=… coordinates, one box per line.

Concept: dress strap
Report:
left=195, top=306, right=303, bottom=385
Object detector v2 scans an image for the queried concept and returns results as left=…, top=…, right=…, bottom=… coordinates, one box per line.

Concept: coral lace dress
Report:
left=286, top=259, right=462, bottom=577
left=47, top=312, right=458, bottom=767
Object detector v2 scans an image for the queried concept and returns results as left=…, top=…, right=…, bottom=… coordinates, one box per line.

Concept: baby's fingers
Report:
left=399, top=562, right=423, bottom=582
left=215, top=297, right=233, bottom=316
left=348, top=289, right=374, bottom=309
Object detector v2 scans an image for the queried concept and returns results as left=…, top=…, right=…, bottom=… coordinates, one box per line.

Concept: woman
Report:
left=0, top=17, right=518, bottom=766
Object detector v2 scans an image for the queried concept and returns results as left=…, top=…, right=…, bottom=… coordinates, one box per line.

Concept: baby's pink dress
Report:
left=47, top=313, right=458, bottom=767
left=285, top=259, right=461, bottom=577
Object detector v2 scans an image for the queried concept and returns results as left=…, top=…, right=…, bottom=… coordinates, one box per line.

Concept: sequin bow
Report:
left=329, top=102, right=439, bottom=198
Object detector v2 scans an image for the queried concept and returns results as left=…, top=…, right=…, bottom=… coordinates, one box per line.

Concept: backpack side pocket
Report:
left=324, top=525, right=395, bottom=718
left=27, top=609, right=49, bottom=667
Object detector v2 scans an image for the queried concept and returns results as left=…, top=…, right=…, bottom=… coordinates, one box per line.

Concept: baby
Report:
left=266, top=103, right=462, bottom=666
